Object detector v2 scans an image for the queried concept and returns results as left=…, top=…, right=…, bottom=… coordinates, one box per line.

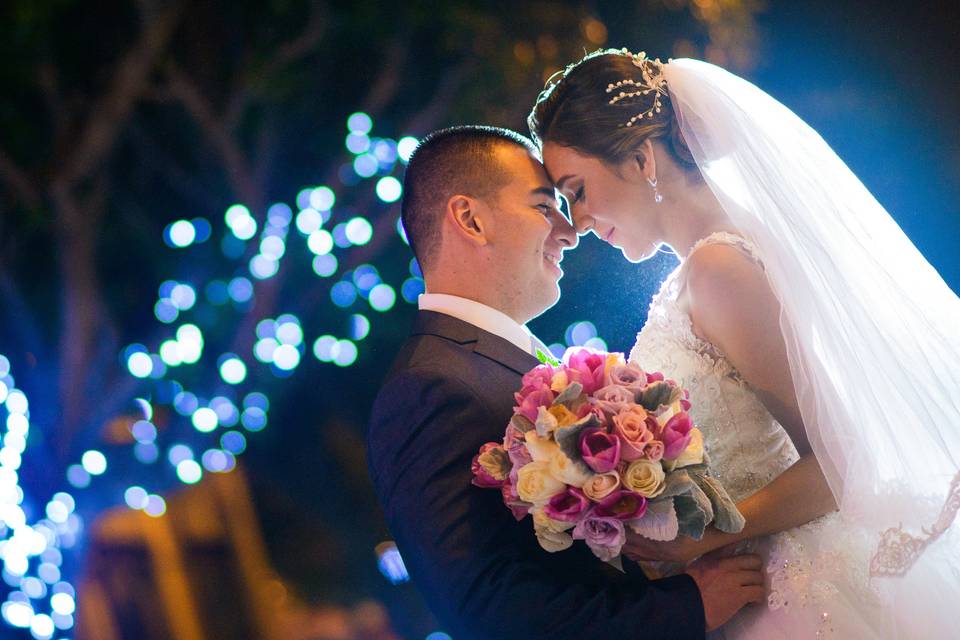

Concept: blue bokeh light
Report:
left=219, top=355, right=247, bottom=384
left=296, top=207, right=323, bottom=235
left=350, top=314, right=371, bottom=340
left=267, top=203, right=292, bottom=227
left=307, top=230, right=334, bottom=255
left=375, top=176, right=402, bottom=203
left=333, top=340, right=358, bottom=367
left=228, top=277, right=254, bottom=303
left=167, top=220, right=196, bottom=248
left=241, top=407, right=267, bottom=432
left=347, top=111, right=373, bottom=134
left=331, top=281, right=358, bottom=308
left=353, top=153, right=379, bottom=178
left=205, top=280, right=229, bottom=305
left=401, top=277, right=425, bottom=304
left=310, top=186, right=336, bottom=211
left=345, top=217, right=373, bottom=245
left=312, top=254, right=338, bottom=278
left=332, top=223, right=351, bottom=248
left=346, top=132, right=371, bottom=154
left=369, top=284, right=396, bottom=312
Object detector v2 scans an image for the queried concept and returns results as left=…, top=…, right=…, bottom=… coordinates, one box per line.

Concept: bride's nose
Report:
left=574, top=214, right=595, bottom=236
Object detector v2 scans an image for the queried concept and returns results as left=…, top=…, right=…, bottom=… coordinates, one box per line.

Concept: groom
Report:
left=366, top=126, right=763, bottom=639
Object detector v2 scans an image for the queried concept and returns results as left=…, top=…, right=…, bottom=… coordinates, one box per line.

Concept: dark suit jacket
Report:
left=367, top=311, right=705, bottom=639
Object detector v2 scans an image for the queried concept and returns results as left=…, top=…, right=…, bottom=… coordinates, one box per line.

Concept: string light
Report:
left=0, top=111, right=612, bottom=639
left=0, top=355, right=79, bottom=635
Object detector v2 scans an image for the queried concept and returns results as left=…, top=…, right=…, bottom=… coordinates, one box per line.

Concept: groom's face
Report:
left=483, top=145, right=577, bottom=321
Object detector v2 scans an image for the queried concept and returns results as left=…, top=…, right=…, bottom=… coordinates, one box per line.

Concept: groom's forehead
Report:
left=496, top=145, right=551, bottom=189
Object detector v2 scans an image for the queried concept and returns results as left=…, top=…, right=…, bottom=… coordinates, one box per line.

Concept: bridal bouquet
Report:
left=472, top=348, right=744, bottom=562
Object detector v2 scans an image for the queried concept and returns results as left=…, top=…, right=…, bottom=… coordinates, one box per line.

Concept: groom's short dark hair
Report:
left=401, top=125, right=537, bottom=272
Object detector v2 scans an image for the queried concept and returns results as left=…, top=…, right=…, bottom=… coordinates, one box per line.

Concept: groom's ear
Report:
left=445, top=194, right=489, bottom=246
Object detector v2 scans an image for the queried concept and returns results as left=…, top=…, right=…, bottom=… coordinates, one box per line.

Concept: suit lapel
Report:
left=473, top=330, right=541, bottom=376
left=412, top=310, right=541, bottom=376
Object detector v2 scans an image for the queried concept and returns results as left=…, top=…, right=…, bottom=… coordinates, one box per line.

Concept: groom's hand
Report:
left=684, top=551, right=764, bottom=632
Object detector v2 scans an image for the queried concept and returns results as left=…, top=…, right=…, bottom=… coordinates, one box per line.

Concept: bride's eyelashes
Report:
left=569, top=186, right=584, bottom=205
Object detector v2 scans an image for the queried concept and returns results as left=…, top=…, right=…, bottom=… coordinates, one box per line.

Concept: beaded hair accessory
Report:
left=606, top=48, right=668, bottom=127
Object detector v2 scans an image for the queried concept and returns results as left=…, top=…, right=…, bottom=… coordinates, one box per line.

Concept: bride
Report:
left=528, top=49, right=960, bottom=638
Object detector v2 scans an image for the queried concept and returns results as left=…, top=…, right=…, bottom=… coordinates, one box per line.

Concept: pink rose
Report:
left=594, top=489, right=648, bottom=521
left=644, top=440, right=665, bottom=461
left=522, top=365, right=556, bottom=391
left=577, top=403, right=605, bottom=422
left=514, top=385, right=554, bottom=423
left=646, top=371, right=665, bottom=383
left=592, top=384, right=637, bottom=420
left=572, top=511, right=626, bottom=561
left=564, top=349, right=608, bottom=395
left=660, top=412, right=694, bottom=460
left=611, top=407, right=655, bottom=461
left=543, top=487, right=591, bottom=522
left=580, top=427, right=621, bottom=473
left=608, top=364, right=647, bottom=393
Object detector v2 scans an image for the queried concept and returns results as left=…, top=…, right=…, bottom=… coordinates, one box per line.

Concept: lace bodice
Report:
left=629, top=232, right=799, bottom=502
left=630, top=232, right=880, bottom=637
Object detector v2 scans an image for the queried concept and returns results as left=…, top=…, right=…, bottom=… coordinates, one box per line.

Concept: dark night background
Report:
left=0, top=1, right=956, bottom=638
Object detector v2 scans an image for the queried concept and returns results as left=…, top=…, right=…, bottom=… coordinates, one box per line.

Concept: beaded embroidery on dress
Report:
left=630, top=232, right=884, bottom=638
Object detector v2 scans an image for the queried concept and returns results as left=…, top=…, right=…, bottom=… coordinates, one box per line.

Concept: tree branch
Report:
left=224, top=1, right=330, bottom=131
left=56, top=1, right=183, bottom=186
left=0, top=149, right=41, bottom=210
left=165, top=63, right=262, bottom=210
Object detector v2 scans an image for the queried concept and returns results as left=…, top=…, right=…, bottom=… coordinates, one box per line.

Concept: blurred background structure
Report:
left=0, top=0, right=957, bottom=638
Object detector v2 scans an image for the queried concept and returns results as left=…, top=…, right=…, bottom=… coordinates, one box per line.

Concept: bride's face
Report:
left=541, top=142, right=663, bottom=262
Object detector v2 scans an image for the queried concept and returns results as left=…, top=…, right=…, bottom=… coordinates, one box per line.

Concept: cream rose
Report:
left=516, top=461, right=566, bottom=504
left=532, top=506, right=576, bottom=533
left=582, top=471, right=621, bottom=501
left=547, top=449, right=592, bottom=487
left=525, top=430, right=560, bottom=462
left=673, top=427, right=704, bottom=468
left=535, top=525, right=574, bottom=552
left=550, top=369, right=569, bottom=393
left=623, top=459, right=666, bottom=498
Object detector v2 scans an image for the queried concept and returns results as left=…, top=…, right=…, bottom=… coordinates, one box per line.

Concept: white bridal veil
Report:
left=663, top=58, right=960, bottom=634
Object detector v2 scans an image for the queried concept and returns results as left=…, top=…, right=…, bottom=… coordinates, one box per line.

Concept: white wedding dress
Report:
left=630, top=231, right=887, bottom=638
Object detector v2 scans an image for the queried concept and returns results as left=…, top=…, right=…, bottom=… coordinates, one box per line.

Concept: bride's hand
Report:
left=621, top=529, right=718, bottom=565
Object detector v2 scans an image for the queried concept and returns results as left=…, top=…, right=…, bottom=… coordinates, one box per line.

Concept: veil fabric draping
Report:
left=663, top=58, right=960, bottom=635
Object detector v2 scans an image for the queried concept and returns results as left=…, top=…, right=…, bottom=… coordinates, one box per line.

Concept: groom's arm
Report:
left=368, top=367, right=706, bottom=640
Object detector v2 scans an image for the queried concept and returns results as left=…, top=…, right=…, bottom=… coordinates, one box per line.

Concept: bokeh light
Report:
left=345, top=217, right=373, bottom=245
left=397, top=136, right=418, bottom=162
left=353, top=153, right=379, bottom=178
left=167, top=219, right=196, bottom=248
left=350, top=314, right=370, bottom=340
left=310, top=186, right=336, bottom=211
left=347, top=111, right=373, bottom=134
left=375, top=176, right=402, bottom=203
left=219, top=355, right=247, bottom=384
left=369, top=284, right=396, bottom=312
left=312, top=254, right=338, bottom=277
left=81, top=450, right=107, bottom=476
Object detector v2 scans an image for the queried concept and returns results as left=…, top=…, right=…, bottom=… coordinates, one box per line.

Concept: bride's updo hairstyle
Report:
left=529, top=48, right=699, bottom=179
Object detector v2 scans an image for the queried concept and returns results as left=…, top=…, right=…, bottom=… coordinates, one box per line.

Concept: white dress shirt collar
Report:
left=418, top=293, right=546, bottom=357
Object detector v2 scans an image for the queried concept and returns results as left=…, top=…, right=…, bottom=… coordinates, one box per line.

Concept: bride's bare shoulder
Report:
left=682, top=241, right=778, bottom=349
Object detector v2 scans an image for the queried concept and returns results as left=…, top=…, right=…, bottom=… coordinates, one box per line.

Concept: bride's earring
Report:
left=647, top=176, right=663, bottom=204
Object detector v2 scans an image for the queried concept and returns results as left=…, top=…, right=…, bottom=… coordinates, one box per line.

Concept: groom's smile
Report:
left=483, top=144, right=577, bottom=321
